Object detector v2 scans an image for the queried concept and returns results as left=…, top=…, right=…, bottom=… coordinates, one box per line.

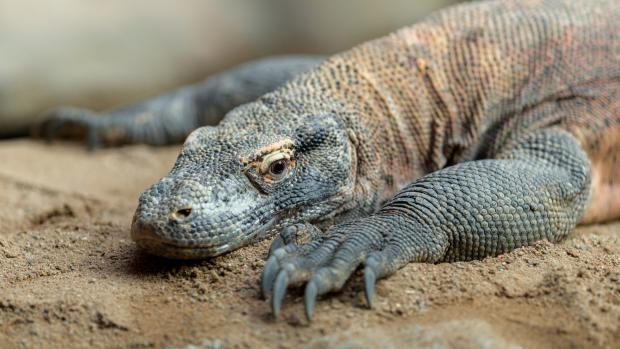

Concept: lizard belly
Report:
left=580, top=123, right=620, bottom=224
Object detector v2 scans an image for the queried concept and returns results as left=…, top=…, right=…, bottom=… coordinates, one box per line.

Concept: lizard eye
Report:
left=258, top=151, right=292, bottom=181
left=269, top=159, right=288, bottom=177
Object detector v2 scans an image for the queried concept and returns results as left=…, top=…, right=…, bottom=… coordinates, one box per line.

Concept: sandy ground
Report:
left=0, top=139, right=618, bottom=349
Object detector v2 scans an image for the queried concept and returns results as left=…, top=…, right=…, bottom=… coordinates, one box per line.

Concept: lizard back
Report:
left=295, top=0, right=620, bottom=221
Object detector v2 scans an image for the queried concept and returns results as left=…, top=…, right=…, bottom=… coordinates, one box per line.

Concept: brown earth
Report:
left=0, top=139, right=619, bottom=349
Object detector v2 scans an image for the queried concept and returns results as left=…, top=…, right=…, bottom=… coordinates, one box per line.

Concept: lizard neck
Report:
left=307, top=44, right=454, bottom=209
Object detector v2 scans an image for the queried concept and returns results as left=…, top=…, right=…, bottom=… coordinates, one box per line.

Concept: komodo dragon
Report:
left=42, top=0, right=620, bottom=321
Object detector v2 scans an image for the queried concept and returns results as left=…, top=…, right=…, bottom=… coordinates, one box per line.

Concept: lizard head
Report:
left=130, top=112, right=357, bottom=259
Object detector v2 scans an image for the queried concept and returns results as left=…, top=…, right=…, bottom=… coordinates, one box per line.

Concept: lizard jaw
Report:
left=131, top=214, right=279, bottom=259
left=130, top=219, right=222, bottom=259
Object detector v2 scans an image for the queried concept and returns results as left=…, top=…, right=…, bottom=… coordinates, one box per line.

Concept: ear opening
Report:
left=294, top=114, right=348, bottom=152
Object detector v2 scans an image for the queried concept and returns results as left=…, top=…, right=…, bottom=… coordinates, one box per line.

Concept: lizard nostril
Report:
left=171, top=207, right=192, bottom=221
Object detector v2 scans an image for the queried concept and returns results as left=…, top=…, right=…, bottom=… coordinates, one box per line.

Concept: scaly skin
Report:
left=43, top=0, right=620, bottom=321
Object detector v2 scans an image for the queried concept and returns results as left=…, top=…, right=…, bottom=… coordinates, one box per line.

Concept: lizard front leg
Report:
left=261, top=127, right=592, bottom=320
left=37, top=56, right=323, bottom=148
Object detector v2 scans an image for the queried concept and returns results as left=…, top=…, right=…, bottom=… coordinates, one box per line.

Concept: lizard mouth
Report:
left=131, top=221, right=228, bottom=259
left=134, top=238, right=228, bottom=259
left=131, top=216, right=279, bottom=259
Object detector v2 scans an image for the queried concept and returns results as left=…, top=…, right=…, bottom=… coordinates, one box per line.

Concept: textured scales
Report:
left=42, top=0, right=620, bottom=321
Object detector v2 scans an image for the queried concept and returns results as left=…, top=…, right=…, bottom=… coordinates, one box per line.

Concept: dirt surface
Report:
left=0, top=139, right=619, bottom=349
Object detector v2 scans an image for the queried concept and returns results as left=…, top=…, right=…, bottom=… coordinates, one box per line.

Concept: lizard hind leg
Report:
left=37, top=56, right=324, bottom=147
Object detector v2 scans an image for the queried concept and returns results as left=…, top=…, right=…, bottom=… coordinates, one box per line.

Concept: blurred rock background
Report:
left=0, top=0, right=463, bottom=136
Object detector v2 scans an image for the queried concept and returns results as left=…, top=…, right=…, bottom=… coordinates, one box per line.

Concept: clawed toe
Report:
left=272, top=270, right=290, bottom=317
left=303, top=281, right=318, bottom=320
left=363, top=266, right=377, bottom=309
left=267, top=223, right=323, bottom=259
left=260, top=256, right=280, bottom=299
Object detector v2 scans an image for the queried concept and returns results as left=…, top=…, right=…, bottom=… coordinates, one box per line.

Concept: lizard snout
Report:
left=130, top=216, right=158, bottom=244
left=129, top=175, right=263, bottom=259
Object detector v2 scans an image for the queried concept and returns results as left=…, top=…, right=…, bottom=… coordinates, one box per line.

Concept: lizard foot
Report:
left=262, top=223, right=324, bottom=300
left=261, top=218, right=402, bottom=321
left=37, top=107, right=105, bottom=149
